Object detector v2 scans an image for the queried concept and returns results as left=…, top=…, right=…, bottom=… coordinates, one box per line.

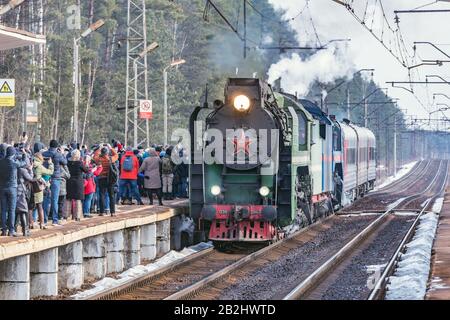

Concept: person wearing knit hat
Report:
left=0, top=147, right=27, bottom=236
left=42, top=139, right=68, bottom=226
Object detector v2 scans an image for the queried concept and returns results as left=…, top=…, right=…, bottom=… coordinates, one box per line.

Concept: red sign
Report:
left=140, top=100, right=153, bottom=119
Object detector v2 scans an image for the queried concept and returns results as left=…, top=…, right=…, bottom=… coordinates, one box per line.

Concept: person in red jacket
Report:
left=83, top=155, right=103, bottom=218
left=119, top=147, right=144, bottom=205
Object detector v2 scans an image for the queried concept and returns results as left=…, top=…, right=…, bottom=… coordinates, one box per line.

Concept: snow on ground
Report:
left=432, top=197, right=444, bottom=213
left=386, top=198, right=406, bottom=212
left=339, top=212, right=381, bottom=217
left=71, top=242, right=213, bottom=300
left=385, top=199, right=442, bottom=300
left=393, top=211, right=419, bottom=217
left=373, top=161, right=417, bottom=191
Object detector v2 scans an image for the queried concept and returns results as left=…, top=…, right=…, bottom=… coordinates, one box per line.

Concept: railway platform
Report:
left=0, top=200, right=189, bottom=300
left=427, top=187, right=450, bottom=300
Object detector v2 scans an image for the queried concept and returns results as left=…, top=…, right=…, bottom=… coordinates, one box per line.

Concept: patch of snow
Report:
left=339, top=212, right=382, bottom=217
left=373, top=161, right=417, bottom=191
left=429, top=277, right=450, bottom=291
left=432, top=197, right=444, bottom=213
left=387, top=198, right=406, bottom=211
left=392, top=211, right=418, bottom=217
left=71, top=242, right=213, bottom=300
left=385, top=211, right=440, bottom=300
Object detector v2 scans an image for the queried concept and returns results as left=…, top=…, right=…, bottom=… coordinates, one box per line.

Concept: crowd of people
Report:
left=0, top=136, right=189, bottom=238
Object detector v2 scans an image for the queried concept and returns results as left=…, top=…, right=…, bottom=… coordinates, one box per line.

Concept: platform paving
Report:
left=0, top=200, right=188, bottom=262
left=426, top=188, right=450, bottom=300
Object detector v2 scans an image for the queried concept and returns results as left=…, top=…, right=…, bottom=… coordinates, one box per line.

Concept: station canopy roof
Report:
left=0, top=24, right=46, bottom=51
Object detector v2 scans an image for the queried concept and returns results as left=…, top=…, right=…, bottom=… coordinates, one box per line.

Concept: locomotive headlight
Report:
left=233, top=95, right=251, bottom=112
left=211, top=185, right=221, bottom=196
left=259, top=186, right=270, bottom=197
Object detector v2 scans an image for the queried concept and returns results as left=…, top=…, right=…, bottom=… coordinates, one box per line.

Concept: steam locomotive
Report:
left=189, top=78, right=376, bottom=245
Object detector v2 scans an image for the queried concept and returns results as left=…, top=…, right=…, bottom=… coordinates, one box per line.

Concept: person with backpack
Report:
left=161, top=147, right=175, bottom=200
left=119, top=147, right=144, bottom=205
left=93, top=145, right=119, bottom=216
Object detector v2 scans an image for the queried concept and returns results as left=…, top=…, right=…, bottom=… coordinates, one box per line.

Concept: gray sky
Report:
left=268, top=0, right=450, bottom=130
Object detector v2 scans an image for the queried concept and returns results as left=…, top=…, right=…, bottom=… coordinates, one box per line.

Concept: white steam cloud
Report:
left=268, top=45, right=355, bottom=96
left=267, top=0, right=357, bottom=96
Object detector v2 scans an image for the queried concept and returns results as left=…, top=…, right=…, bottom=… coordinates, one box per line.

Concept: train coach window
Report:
left=369, top=147, right=376, bottom=160
left=347, top=148, right=356, bottom=164
left=298, top=112, right=307, bottom=149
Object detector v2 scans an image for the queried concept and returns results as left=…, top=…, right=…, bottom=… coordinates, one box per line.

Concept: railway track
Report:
left=346, top=159, right=438, bottom=212
left=284, top=159, right=449, bottom=300
left=369, top=160, right=426, bottom=196
left=170, top=160, right=448, bottom=301
left=86, top=159, right=447, bottom=301
left=86, top=247, right=250, bottom=300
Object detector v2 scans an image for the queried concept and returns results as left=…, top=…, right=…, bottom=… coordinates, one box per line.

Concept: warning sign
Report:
left=0, top=79, right=15, bottom=107
left=139, top=100, right=153, bottom=120
left=26, top=100, right=39, bottom=123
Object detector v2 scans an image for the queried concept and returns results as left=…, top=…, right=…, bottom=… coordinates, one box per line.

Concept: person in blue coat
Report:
left=0, top=147, right=27, bottom=237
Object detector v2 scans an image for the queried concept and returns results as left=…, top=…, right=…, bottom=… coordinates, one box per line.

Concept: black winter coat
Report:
left=66, top=161, right=89, bottom=200
left=0, top=156, right=26, bottom=189
left=17, top=167, right=33, bottom=213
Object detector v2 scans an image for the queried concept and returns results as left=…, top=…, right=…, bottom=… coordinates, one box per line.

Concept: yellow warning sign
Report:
left=0, top=82, right=12, bottom=93
left=0, top=79, right=15, bottom=107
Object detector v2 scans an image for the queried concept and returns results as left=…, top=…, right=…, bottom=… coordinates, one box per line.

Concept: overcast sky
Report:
left=268, top=0, right=450, bottom=130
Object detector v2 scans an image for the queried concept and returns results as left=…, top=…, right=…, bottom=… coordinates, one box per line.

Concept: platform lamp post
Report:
left=163, top=59, right=186, bottom=146
left=73, top=19, right=105, bottom=143
left=132, top=42, right=159, bottom=148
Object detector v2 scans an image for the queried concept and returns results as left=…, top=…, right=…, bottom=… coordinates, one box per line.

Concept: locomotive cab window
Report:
left=298, top=112, right=307, bottom=150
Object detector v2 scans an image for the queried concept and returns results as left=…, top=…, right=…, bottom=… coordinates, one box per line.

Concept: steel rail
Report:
left=339, top=160, right=432, bottom=215
left=370, top=160, right=428, bottom=195
left=400, top=160, right=444, bottom=208
left=283, top=161, right=445, bottom=300
left=86, top=160, right=444, bottom=301
left=85, top=247, right=215, bottom=300
left=368, top=160, right=449, bottom=300
left=164, top=215, right=336, bottom=300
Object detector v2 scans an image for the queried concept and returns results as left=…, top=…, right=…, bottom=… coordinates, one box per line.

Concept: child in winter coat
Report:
left=83, top=155, right=102, bottom=218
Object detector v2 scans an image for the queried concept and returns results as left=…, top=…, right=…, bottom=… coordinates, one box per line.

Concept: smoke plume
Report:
left=267, top=0, right=357, bottom=96
left=268, top=44, right=355, bottom=96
